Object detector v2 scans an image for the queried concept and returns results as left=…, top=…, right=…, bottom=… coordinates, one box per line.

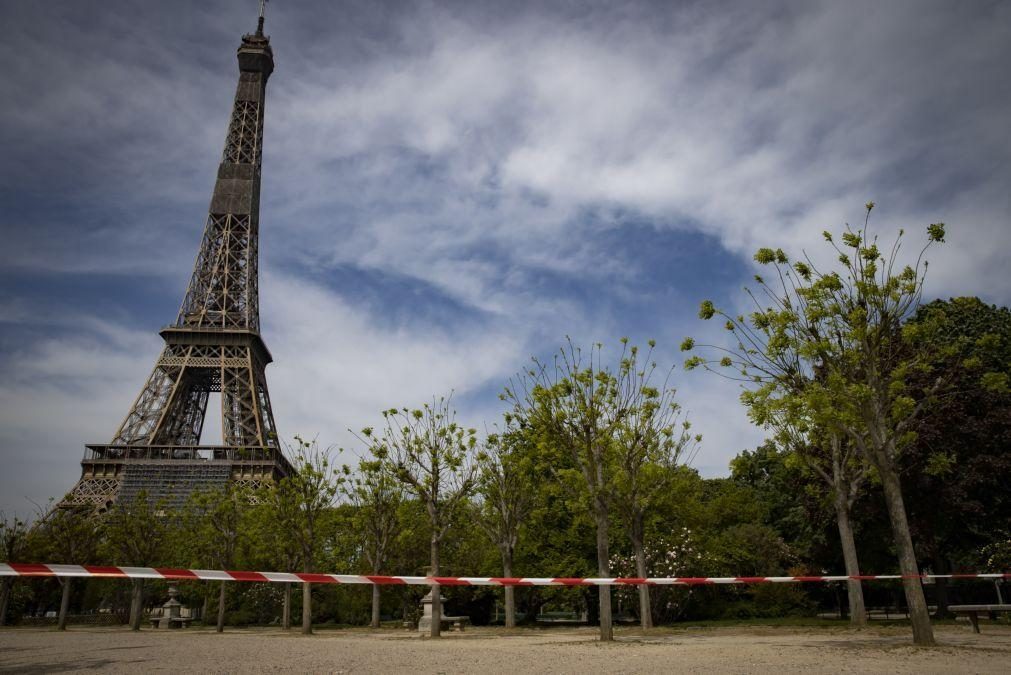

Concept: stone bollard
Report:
left=416, top=589, right=446, bottom=634
left=155, top=586, right=182, bottom=629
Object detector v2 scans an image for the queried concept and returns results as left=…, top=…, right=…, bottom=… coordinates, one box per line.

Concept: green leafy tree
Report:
left=899, top=297, right=1011, bottom=615
left=244, top=487, right=302, bottom=629
left=612, top=340, right=700, bottom=629
left=503, top=339, right=637, bottom=641
left=504, top=431, right=595, bottom=626
left=684, top=204, right=950, bottom=644
left=274, top=436, right=343, bottom=635
left=610, top=465, right=712, bottom=625
left=34, top=505, right=100, bottom=630
left=477, top=425, right=535, bottom=628
left=344, top=457, right=404, bottom=628
left=744, top=392, right=870, bottom=625
left=102, top=491, right=168, bottom=630
left=360, top=396, right=480, bottom=638
left=181, top=486, right=250, bottom=632
left=0, top=513, right=31, bottom=625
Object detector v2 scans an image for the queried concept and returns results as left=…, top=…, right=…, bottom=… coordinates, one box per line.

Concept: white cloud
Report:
left=0, top=326, right=160, bottom=516
left=261, top=270, right=527, bottom=452
left=264, top=0, right=1010, bottom=308
left=1, top=0, right=1008, bottom=512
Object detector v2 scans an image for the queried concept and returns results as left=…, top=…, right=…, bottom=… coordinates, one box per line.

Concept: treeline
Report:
left=1, top=211, right=1008, bottom=643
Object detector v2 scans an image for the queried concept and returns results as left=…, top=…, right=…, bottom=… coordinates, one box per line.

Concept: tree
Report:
left=102, top=491, right=168, bottom=630
left=360, top=396, right=480, bottom=638
left=0, top=513, right=30, bottom=626
left=900, top=298, right=1011, bottom=616
left=684, top=204, right=950, bottom=644
left=745, top=395, right=870, bottom=626
left=183, top=486, right=248, bottom=632
left=244, top=487, right=302, bottom=630
left=611, top=340, right=700, bottom=629
left=35, top=505, right=100, bottom=630
left=345, top=457, right=404, bottom=628
left=503, top=339, right=636, bottom=641
left=274, top=436, right=343, bottom=635
left=477, top=425, right=535, bottom=629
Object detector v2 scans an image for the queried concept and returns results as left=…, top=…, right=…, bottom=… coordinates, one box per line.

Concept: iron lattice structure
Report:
left=63, top=19, right=292, bottom=511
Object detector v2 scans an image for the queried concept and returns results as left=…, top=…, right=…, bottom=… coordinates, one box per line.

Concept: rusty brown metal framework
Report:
left=63, top=18, right=291, bottom=510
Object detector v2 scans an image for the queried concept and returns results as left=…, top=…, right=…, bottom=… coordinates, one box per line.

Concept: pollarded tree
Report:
left=344, top=457, right=404, bottom=628
left=477, top=424, right=535, bottom=629
left=360, top=396, right=481, bottom=638
left=503, top=339, right=637, bottom=642
left=683, top=203, right=951, bottom=645
left=612, top=340, right=700, bottom=629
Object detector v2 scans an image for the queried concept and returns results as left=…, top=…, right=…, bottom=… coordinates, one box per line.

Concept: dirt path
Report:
left=1, top=624, right=1009, bottom=673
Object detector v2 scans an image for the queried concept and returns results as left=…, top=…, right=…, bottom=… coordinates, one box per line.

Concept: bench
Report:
left=949, top=604, right=1011, bottom=633
left=436, top=615, right=470, bottom=632
left=148, top=616, right=193, bottom=629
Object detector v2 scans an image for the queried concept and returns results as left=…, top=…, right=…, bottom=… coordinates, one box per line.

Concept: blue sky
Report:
left=1, top=0, right=1009, bottom=516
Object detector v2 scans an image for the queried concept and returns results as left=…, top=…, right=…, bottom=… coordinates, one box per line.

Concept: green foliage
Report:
left=344, top=457, right=403, bottom=574
left=477, top=425, right=536, bottom=568
left=272, top=434, right=343, bottom=573
left=178, top=485, right=250, bottom=569
left=101, top=491, right=169, bottom=567
left=0, top=513, right=30, bottom=564
left=684, top=207, right=965, bottom=482
left=898, top=297, right=1011, bottom=570
left=359, top=393, right=481, bottom=610
left=36, top=506, right=100, bottom=566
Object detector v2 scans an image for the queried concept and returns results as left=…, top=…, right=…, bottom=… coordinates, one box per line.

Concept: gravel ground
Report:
left=1, top=624, right=1009, bottom=673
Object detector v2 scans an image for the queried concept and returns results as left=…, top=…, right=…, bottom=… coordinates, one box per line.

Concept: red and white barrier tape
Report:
left=2, top=563, right=1009, bottom=586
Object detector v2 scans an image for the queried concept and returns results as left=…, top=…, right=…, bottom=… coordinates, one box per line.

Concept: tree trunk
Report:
left=518, top=592, right=545, bottom=625
left=0, top=578, right=13, bottom=626
left=371, top=583, right=381, bottom=629
left=594, top=500, right=613, bottom=642
left=216, top=581, right=227, bottom=633
left=630, top=516, right=652, bottom=630
left=878, top=461, right=935, bottom=646
left=430, top=534, right=442, bottom=639
left=57, top=578, right=72, bottom=631
left=932, top=554, right=953, bottom=619
left=502, top=553, right=516, bottom=629
left=282, top=582, right=291, bottom=630
left=129, top=579, right=144, bottom=631
left=301, top=582, right=312, bottom=635
left=834, top=493, right=867, bottom=627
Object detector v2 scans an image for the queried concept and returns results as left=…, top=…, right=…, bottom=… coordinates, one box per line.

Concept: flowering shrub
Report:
left=609, top=527, right=709, bottom=624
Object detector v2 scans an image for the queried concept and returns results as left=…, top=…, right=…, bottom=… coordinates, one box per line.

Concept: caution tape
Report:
left=1, top=563, right=1009, bottom=586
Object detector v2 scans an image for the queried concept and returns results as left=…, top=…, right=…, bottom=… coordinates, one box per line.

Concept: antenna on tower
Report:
left=256, top=0, right=268, bottom=36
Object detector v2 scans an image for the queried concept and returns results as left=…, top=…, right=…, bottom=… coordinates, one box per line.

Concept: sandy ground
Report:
left=1, top=624, right=1009, bottom=674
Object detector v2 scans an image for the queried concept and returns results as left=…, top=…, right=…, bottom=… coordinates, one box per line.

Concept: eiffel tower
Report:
left=63, top=8, right=292, bottom=510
